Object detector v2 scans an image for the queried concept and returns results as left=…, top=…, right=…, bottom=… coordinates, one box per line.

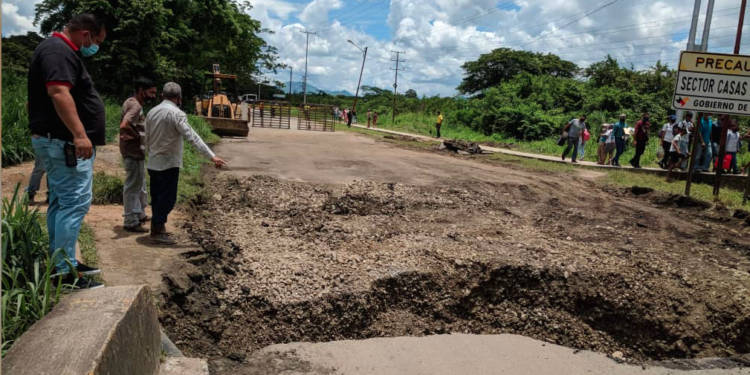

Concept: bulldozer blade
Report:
left=202, top=116, right=249, bottom=137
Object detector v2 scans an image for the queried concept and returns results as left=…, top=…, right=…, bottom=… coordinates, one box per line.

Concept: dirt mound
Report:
left=161, top=175, right=750, bottom=363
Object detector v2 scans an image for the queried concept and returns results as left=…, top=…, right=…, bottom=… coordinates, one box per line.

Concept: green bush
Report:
left=2, top=71, right=33, bottom=167
left=93, top=172, right=124, bottom=205
left=1, top=185, right=63, bottom=356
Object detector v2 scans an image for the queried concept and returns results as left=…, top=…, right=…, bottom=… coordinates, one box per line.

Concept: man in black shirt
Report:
left=28, top=13, right=107, bottom=290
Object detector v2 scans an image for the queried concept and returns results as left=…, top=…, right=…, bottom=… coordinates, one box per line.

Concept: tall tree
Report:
left=2, top=32, right=45, bottom=74
left=34, top=0, right=277, bottom=99
left=457, top=48, right=579, bottom=95
left=404, top=89, right=417, bottom=98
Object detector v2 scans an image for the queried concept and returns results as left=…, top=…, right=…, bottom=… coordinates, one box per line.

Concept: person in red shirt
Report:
left=629, top=112, right=651, bottom=169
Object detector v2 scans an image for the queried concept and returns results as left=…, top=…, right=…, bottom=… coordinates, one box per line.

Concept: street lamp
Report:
left=348, top=39, right=368, bottom=114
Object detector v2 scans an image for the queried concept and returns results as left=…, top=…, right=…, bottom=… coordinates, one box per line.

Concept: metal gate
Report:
left=297, top=104, right=335, bottom=132
left=251, top=101, right=291, bottom=129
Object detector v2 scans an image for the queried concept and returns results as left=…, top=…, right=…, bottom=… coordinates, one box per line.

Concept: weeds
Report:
left=178, top=115, right=220, bottom=204
left=1, top=185, right=63, bottom=356
left=93, top=172, right=124, bottom=205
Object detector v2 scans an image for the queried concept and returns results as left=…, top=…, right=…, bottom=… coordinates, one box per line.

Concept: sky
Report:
left=3, top=0, right=748, bottom=96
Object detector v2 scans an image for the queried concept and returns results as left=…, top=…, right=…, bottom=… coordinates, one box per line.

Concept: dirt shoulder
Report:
left=160, top=128, right=750, bottom=364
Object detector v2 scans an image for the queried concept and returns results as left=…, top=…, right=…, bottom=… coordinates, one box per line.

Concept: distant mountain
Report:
left=279, top=81, right=353, bottom=97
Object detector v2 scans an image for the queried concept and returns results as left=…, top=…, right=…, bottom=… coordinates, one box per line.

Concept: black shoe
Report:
left=56, top=273, right=104, bottom=291
left=124, top=223, right=149, bottom=233
left=76, top=262, right=101, bottom=276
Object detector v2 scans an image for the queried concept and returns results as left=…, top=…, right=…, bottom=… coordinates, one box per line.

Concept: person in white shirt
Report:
left=146, top=82, right=227, bottom=244
left=677, top=112, right=694, bottom=170
left=659, top=115, right=677, bottom=169
left=666, top=126, right=691, bottom=182
left=726, top=120, right=741, bottom=174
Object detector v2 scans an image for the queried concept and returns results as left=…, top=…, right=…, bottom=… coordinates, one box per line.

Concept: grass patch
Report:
left=78, top=223, right=98, bottom=268
left=599, top=170, right=746, bottom=209
left=1, top=186, right=62, bottom=356
left=92, top=172, right=124, bottom=205
left=177, top=115, right=221, bottom=204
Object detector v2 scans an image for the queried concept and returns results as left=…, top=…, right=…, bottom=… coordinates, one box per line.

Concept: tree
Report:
left=457, top=48, right=579, bottom=95
left=34, top=0, right=277, bottom=99
left=1, top=32, right=44, bottom=74
left=404, top=89, right=417, bottom=98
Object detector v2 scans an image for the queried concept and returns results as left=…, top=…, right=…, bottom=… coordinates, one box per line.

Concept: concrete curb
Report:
left=3, top=285, right=161, bottom=375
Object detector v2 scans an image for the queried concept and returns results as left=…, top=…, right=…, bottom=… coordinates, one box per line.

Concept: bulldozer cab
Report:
left=194, top=64, right=250, bottom=137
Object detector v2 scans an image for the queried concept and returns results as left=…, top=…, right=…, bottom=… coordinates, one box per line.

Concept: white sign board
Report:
left=273, top=94, right=286, bottom=99
left=673, top=51, right=750, bottom=116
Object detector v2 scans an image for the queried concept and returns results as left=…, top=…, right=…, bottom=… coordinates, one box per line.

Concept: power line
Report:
left=390, top=50, right=405, bottom=122
left=417, top=9, right=748, bottom=54
left=411, top=7, right=746, bottom=54
left=393, top=1, right=519, bottom=44
left=521, top=0, right=626, bottom=47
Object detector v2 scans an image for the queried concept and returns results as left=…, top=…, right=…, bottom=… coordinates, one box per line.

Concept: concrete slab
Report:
left=3, top=285, right=161, bottom=375
left=160, top=357, right=209, bottom=375
left=227, top=334, right=750, bottom=375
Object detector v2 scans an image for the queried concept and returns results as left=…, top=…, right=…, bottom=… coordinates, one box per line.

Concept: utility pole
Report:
left=301, top=30, right=316, bottom=104
left=684, top=0, right=716, bottom=197
left=289, top=66, right=293, bottom=100
left=390, top=51, right=405, bottom=123
left=348, top=40, right=368, bottom=113
left=717, top=0, right=747, bottom=198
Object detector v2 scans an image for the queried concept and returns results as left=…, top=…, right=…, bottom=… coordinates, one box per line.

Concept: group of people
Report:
left=24, top=13, right=226, bottom=290
left=561, top=112, right=748, bottom=182
left=332, top=107, right=380, bottom=128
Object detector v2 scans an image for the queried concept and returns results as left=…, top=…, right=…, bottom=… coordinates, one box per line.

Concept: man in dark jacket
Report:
left=629, top=112, right=651, bottom=169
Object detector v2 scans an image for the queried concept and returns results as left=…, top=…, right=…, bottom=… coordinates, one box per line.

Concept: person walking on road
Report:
left=694, top=113, right=713, bottom=173
left=666, top=126, right=690, bottom=182
left=373, top=111, right=379, bottom=127
left=28, top=13, right=107, bottom=290
left=367, top=109, right=372, bottom=128
left=726, top=120, right=741, bottom=174
left=561, top=115, right=587, bottom=163
left=347, top=108, right=353, bottom=127
left=611, top=114, right=628, bottom=167
left=120, top=77, right=157, bottom=233
left=25, top=150, right=49, bottom=205
left=678, top=112, right=694, bottom=170
left=658, top=115, right=677, bottom=169
left=146, top=82, right=227, bottom=245
left=578, top=127, right=590, bottom=161
left=629, top=112, right=651, bottom=169
left=436, top=111, right=444, bottom=138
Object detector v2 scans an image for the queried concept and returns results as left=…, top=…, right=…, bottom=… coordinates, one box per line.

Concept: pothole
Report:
left=160, top=175, right=750, bottom=365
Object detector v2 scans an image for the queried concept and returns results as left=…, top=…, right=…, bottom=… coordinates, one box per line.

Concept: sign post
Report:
left=673, top=50, right=750, bottom=197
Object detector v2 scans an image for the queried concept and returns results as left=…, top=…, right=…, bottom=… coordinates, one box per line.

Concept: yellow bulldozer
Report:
left=194, top=64, right=249, bottom=137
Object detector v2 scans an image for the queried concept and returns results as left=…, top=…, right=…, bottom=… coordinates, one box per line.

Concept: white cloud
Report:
left=249, top=0, right=748, bottom=96
left=2, top=2, right=38, bottom=36
left=247, top=0, right=299, bottom=20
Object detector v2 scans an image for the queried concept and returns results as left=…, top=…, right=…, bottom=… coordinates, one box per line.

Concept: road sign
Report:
left=673, top=51, right=750, bottom=116
left=273, top=94, right=286, bottom=99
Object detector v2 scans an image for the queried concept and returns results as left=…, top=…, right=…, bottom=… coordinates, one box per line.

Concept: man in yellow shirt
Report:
left=436, top=111, right=444, bottom=138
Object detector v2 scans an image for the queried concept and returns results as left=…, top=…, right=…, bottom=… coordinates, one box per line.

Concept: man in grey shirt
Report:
left=561, top=115, right=587, bottom=163
left=146, top=82, right=227, bottom=244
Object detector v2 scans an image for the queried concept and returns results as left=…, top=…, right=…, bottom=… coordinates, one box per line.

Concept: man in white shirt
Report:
left=658, top=115, right=677, bottom=169
left=726, top=120, right=741, bottom=174
left=146, top=82, right=227, bottom=244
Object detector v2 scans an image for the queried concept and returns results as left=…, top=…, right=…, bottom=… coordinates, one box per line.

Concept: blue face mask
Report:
left=80, top=33, right=99, bottom=57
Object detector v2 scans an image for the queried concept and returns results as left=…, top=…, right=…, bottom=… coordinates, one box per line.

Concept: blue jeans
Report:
left=694, top=143, right=712, bottom=171
left=32, top=137, right=95, bottom=274
left=25, top=146, right=48, bottom=196
left=613, top=137, right=625, bottom=164
left=578, top=138, right=586, bottom=160
left=729, top=152, right=739, bottom=173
